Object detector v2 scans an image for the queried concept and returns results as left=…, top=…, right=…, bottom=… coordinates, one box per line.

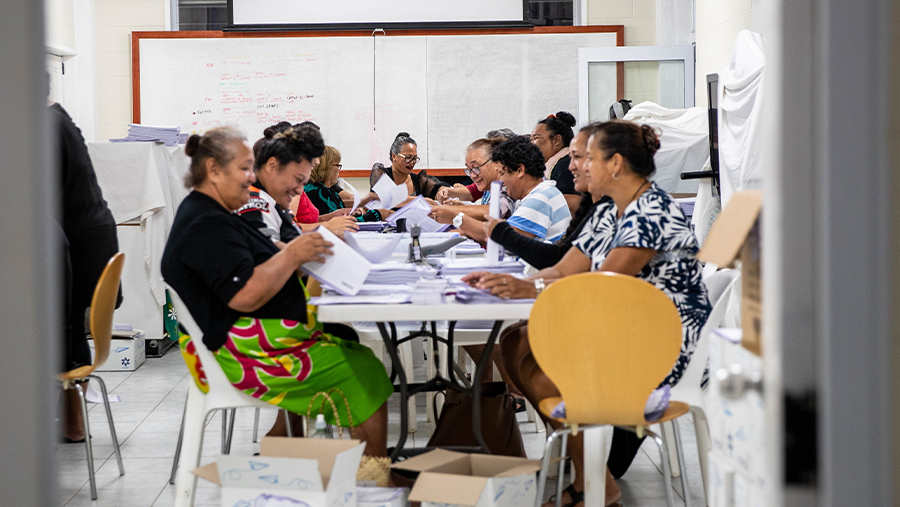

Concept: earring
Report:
left=612, top=172, right=620, bottom=180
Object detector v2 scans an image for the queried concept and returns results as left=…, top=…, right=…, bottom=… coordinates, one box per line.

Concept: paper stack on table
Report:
left=110, top=124, right=185, bottom=146
left=454, top=240, right=486, bottom=255
left=436, top=258, right=526, bottom=276
left=385, top=196, right=451, bottom=233
left=454, top=286, right=535, bottom=304
left=365, top=262, right=438, bottom=284
left=357, top=222, right=387, bottom=232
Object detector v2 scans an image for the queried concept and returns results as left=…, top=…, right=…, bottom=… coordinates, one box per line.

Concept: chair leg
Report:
left=74, top=384, right=98, bottom=501
left=88, top=375, right=124, bottom=476
left=661, top=420, right=682, bottom=477
left=534, top=428, right=568, bottom=507
left=583, top=426, right=609, bottom=507
left=555, top=431, right=569, bottom=507
left=672, top=420, right=693, bottom=507
left=648, top=428, right=678, bottom=507
left=224, top=408, right=236, bottom=454
left=252, top=407, right=260, bottom=443
left=690, top=406, right=712, bottom=503
left=170, top=396, right=188, bottom=485
left=220, top=409, right=228, bottom=453
left=283, top=409, right=293, bottom=438
left=174, top=384, right=208, bottom=507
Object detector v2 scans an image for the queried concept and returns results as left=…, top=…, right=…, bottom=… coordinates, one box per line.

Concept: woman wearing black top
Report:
left=531, top=111, right=581, bottom=217
left=369, top=132, right=449, bottom=204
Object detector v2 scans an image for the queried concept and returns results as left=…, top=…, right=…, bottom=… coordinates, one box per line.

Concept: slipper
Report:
left=61, top=434, right=90, bottom=444
left=514, top=398, right=527, bottom=413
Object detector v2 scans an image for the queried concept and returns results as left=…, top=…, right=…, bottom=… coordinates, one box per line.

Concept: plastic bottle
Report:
left=310, top=413, right=331, bottom=439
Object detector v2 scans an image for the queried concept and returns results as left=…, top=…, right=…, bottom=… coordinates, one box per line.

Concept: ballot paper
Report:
left=309, top=294, right=412, bottom=305
left=435, top=258, right=527, bottom=276
left=300, top=226, right=371, bottom=296
left=343, top=180, right=362, bottom=213
left=385, top=196, right=451, bottom=233
left=365, top=262, right=438, bottom=284
left=357, top=222, right=387, bottom=232
left=454, top=286, right=535, bottom=304
left=343, top=232, right=404, bottom=263
left=372, top=174, right=409, bottom=209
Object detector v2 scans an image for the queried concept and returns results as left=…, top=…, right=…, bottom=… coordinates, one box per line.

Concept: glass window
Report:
left=528, top=0, right=574, bottom=26
left=177, top=0, right=228, bottom=31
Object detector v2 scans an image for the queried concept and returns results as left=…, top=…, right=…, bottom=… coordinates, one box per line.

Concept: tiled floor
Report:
left=56, top=341, right=706, bottom=506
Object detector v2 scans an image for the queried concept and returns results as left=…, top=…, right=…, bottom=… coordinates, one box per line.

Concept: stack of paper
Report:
left=357, top=222, right=387, bottom=232
left=436, top=258, right=526, bottom=276
left=385, top=196, right=451, bottom=233
left=454, top=286, right=535, bottom=304
left=110, top=124, right=185, bottom=146
left=454, top=240, right=486, bottom=255
left=676, top=197, right=696, bottom=217
left=365, top=263, right=438, bottom=285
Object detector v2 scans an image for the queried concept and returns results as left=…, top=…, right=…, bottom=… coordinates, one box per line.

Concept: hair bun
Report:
left=184, top=134, right=202, bottom=157
left=556, top=111, right=577, bottom=128
left=395, top=132, right=410, bottom=139
left=641, top=125, right=661, bottom=156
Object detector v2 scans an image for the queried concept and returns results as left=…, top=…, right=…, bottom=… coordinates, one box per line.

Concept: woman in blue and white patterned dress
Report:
left=464, top=120, right=711, bottom=507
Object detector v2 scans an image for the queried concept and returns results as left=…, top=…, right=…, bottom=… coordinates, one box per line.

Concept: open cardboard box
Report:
left=192, top=436, right=365, bottom=507
left=394, top=449, right=542, bottom=507
left=698, top=190, right=763, bottom=355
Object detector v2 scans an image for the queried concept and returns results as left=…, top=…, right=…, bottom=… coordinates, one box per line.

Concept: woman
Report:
left=369, top=132, right=449, bottom=203
left=161, top=127, right=393, bottom=457
left=491, top=136, right=571, bottom=242
left=305, top=146, right=392, bottom=222
left=531, top=112, right=581, bottom=216
left=464, top=120, right=711, bottom=507
left=429, top=137, right=514, bottom=243
left=238, top=122, right=357, bottom=240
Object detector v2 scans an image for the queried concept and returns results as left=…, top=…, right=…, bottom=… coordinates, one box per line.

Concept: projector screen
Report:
left=230, top=0, right=525, bottom=26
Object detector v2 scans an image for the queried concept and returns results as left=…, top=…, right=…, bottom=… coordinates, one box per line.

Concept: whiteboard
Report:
left=137, top=31, right=619, bottom=170
left=232, top=0, right=524, bottom=25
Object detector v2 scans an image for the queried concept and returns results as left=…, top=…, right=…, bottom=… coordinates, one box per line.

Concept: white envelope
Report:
left=301, top=226, right=371, bottom=296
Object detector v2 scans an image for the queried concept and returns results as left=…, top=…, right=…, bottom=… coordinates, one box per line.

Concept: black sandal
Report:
left=547, top=483, right=584, bottom=507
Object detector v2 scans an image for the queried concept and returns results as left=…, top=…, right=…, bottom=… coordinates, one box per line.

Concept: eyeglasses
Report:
left=334, top=163, right=343, bottom=170
left=394, top=154, right=420, bottom=165
left=464, top=159, right=491, bottom=177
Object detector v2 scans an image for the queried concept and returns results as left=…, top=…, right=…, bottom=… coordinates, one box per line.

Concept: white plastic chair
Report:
left=661, top=269, right=740, bottom=501
left=168, top=288, right=280, bottom=507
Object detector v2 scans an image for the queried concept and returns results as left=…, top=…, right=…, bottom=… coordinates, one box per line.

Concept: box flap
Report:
left=697, top=191, right=763, bottom=266
left=408, top=472, right=489, bottom=506
left=191, top=462, right=221, bottom=486
left=391, top=449, right=470, bottom=474
left=261, top=436, right=361, bottom=486
left=214, top=455, right=323, bottom=491
left=326, top=443, right=365, bottom=492
left=469, top=454, right=542, bottom=478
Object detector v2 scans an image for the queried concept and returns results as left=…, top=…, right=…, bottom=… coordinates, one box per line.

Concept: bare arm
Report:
left=563, top=194, right=582, bottom=218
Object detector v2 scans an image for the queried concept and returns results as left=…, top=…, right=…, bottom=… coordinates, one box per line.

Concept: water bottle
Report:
left=310, top=413, right=331, bottom=439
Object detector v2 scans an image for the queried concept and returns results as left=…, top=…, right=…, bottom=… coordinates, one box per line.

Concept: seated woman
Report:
left=305, top=146, right=392, bottom=222
left=161, top=127, right=393, bottom=457
left=491, top=136, right=571, bottom=242
left=370, top=132, right=449, bottom=204
left=463, top=120, right=711, bottom=507
left=428, top=137, right=514, bottom=243
left=436, top=128, right=517, bottom=203
left=240, top=122, right=357, bottom=239
left=531, top=112, right=582, bottom=217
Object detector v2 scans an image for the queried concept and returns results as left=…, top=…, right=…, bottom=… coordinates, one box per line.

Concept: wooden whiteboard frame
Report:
left=131, top=26, right=624, bottom=176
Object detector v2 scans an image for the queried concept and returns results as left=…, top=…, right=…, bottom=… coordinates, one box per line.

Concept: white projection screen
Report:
left=231, top=0, right=525, bottom=26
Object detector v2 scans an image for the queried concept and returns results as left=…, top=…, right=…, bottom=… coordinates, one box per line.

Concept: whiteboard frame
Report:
left=578, top=45, right=695, bottom=124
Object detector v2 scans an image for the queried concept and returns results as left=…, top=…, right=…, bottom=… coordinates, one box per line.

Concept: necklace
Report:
left=628, top=180, right=649, bottom=203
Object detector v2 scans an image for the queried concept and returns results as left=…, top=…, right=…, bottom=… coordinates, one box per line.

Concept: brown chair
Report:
left=58, top=253, right=126, bottom=500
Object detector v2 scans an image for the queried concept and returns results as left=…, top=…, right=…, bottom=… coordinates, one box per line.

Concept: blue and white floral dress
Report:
left=571, top=181, right=711, bottom=387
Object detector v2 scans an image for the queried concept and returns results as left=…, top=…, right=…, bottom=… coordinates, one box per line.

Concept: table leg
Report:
left=471, top=320, right=504, bottom=454
left=377, top=322, right=408, bottom=461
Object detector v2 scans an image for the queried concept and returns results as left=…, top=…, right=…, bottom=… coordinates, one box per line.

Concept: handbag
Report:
left=426, top=381, right=527, bottom=457
left=305, top=389, right=391, bottom=487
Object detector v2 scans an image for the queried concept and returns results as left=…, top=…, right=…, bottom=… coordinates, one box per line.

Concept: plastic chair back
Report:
left=529, top=272, right=683, bottom=427
left=88, top=253, right=125, bottom=371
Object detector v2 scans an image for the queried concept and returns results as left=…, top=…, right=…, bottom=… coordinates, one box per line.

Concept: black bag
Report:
left=426, top=381, right=527, bottom=457
left=609, top=99, right=633, bottom=119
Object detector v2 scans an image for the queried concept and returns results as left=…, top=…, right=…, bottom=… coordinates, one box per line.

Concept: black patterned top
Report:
left=572, top=181, right=711, bottom=386
left=303, top=182, right=382, bottom=222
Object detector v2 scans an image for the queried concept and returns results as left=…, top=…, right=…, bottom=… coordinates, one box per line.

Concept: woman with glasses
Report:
left=429, top=137, right=514, bottom=242
left=369, top=132, right=449, bottom=204
left=305, top=146, right=393, bottom=222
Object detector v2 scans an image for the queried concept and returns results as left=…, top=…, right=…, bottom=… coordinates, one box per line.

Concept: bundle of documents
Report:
left=110, top=124, right=185, bottom=146
left=357, top=222, right=387, bottom=232
left=454, top=286, right=535, bottom=304
left=436, top=258, right=526, bottom=276
left=385, top=196, right=451, bottom=233
left=454, top=240, right=486, bottom=255
left=365, top=262, right=438, bottom=285
left=676, top=197, right=696, bottom=217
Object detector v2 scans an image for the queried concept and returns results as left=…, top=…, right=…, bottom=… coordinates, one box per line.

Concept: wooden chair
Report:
left=58, top=253, right=126, bottom=501
left=529, top=272, right=693, bottom=507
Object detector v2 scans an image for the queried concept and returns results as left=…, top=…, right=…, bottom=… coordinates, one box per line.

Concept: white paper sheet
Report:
left=301, top=226, right=371, bottom=296
left=345, top=180, right=362, bottom=212
left=343, top=232, right=404, bottom=263
left=486, top=180, right=501, bottom=263
left=372, top=174, right=408, bottom=209
left=384, top=196, right=451, bottom=233
left=309, top=294, right=412, bottom=305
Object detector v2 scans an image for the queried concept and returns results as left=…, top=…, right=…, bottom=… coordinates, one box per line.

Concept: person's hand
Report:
left=288, top=232, right=334, bottom=265
left=429, top=205, right=460, bottom=225
left=461, top=271, right=491, bottom=287
left=323, top=216, right=359, bottom=236
left=444, top=199, right=465, bottom=206
left=360, top=191, right=379, bottom=206
left=471, top=273, right=535, bottom=299
left=423, top=197, right=439, bottom=206
left=453, top=183, right=465, bottom=189
left=484, top=217, right=505, bottom=240
left=435, top=187, right=451, bottom=203
left=351, top=207, right=365, bottom=217
left=320, top=208, right=352, bottom=221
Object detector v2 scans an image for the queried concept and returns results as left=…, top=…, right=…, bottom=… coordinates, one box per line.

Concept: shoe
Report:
left=514, top=398, right=527, bottom=413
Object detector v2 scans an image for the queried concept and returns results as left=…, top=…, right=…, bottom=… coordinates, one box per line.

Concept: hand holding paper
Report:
left=372, top=174, right=409, bottom=209
left=299, top=226, right=371, bottom=296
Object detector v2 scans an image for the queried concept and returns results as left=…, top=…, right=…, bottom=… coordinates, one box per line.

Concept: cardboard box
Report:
left=357, top=487, right=408, bottom=507
left=697, top=191, right=763, bottom=355
left=193, top=437, right=365, bottom=507
left=88, top=330, right=146, bottom=371
left=394, top=449, right=542, bottom=507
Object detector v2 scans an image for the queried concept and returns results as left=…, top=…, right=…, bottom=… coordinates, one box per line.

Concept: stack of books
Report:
left=111, top=124, right=186, bottom=146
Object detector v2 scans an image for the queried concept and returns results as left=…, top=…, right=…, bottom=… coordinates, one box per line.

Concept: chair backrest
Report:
left=89, top=253, right=125, bottom=370
left=529, top=272, right=683, bottom=426
left=166, top=288, right=231, bottom=390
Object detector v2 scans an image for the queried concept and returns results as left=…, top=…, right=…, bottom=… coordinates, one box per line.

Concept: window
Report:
left=528, top=0, right=574, bottom=26
left=176, top=0, right=228, bottom=31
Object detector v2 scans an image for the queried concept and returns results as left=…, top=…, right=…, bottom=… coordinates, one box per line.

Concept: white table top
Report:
left=315, top=300, right=532, bottom=323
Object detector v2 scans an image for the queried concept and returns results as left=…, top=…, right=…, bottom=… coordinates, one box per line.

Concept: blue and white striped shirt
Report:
left=507, top=180, right=571, bottom=243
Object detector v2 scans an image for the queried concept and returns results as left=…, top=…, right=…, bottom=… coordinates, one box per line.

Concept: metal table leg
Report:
left=377, top=322, right=408, bottom=461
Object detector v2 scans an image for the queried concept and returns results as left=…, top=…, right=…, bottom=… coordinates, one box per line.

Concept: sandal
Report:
left=547, top=483, right=583, bottom=507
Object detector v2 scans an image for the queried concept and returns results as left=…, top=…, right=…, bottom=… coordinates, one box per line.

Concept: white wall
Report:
left=46, top=0, right=76, bottom=49
left=694, top=0, right=753, bottom=107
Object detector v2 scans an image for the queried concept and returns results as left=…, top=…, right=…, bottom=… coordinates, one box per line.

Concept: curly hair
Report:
left=310, top=146, right=341, bottom=185
left=253, top=121, right=325, bottom=172
left=183, top=126, right=247, bottom=188
left=590, top=119, right=661, bottom=178
left=491, top=135, right=546, bottom=179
